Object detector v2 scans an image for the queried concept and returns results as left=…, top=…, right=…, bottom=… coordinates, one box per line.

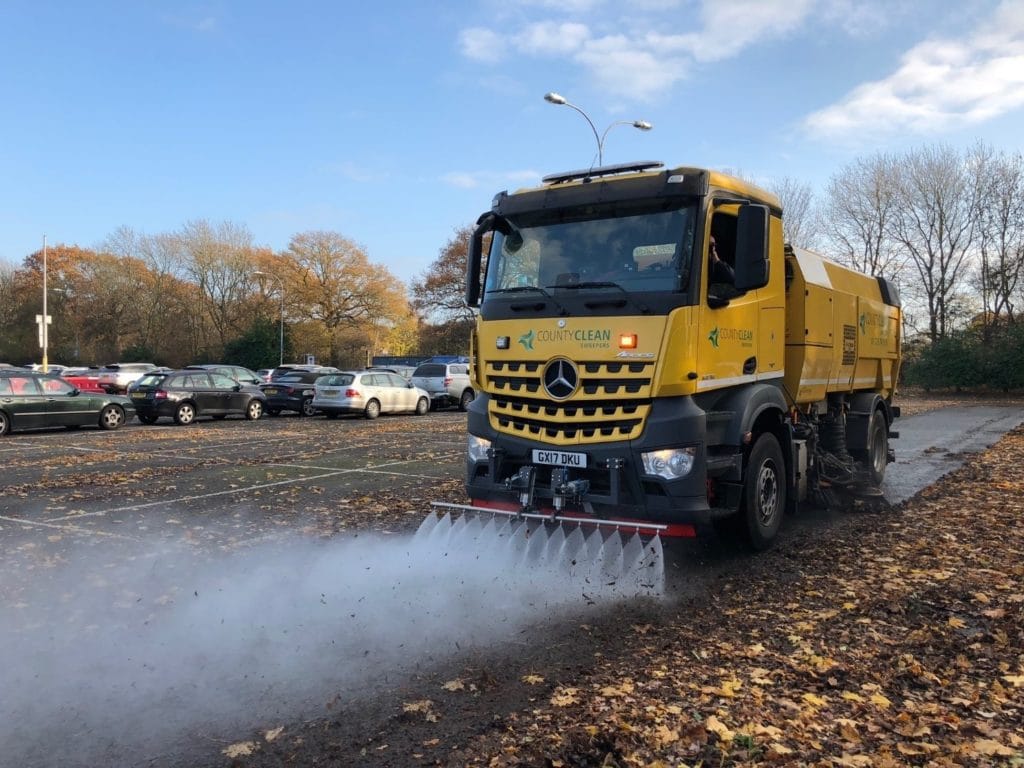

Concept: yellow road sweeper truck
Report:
left=451, top=162, right=901, bottom=551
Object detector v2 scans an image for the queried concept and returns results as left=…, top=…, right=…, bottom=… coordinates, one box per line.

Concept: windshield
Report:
left=484, top=201, right=697, bottom=302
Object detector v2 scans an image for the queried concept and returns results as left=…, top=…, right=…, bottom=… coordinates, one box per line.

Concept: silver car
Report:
left=312, top=371, right=430, bottom=419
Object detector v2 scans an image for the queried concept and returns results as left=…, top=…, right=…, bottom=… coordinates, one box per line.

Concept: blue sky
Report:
left=2, top=0, right=1022, bottom=283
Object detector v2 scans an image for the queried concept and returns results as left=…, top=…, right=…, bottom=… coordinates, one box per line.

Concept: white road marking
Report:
left=0, top=514, right=137, bottom=540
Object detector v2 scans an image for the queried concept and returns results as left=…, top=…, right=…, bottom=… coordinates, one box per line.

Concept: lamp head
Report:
left=633, top=120, right=653, bottom=131
left=544, top=92, right=567, bottom=105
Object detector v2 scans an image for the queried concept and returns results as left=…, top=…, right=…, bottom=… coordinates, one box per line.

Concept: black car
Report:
left=185, top=364, right=265, bottom=387
left=130, top=370, right=266, bottom=425
left=0, top=370, right=134, bottom=436
left=260, top=369, right=337, bottom=416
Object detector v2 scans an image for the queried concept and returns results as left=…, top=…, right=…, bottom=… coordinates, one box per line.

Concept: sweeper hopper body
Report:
left=453, top=162, right=901, bottom=552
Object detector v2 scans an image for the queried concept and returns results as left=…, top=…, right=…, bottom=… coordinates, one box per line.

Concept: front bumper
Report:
left=466, top=394, right=725, bottom=527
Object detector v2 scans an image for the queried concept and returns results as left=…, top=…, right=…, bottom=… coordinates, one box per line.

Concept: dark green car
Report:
left=0, top=370, right=135, bottom=436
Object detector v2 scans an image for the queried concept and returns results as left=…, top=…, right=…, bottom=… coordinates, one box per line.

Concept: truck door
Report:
left=697, top=210, right=760, bottom=391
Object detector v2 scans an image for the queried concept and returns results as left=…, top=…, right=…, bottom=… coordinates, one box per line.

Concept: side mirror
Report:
left=233, top=384, right=242, bottom=391
left=466, top=212, right=497, bottom=308
left=734, top=204, right=770, bottom=292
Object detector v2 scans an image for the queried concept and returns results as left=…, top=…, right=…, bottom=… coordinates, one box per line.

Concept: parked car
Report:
left=61, top=366, right=105, bottom=393
left=312, top=371, right=430, bottom=419
left=98, top=363, right=159, bottom=394
left=260, top=368, right=338, bottom=416
left=410, top=362, right=475, bottom=411
left=0, top=370, right=134, bottom=436
left=268, top=364, right=339, bottom=381
left=185, top=364, right=265, bottom=387
left=129, top=369, right=266, bottom=425
left=256, top=368, right=273, bottom=382
left=24, top=363, right=69, bottom=375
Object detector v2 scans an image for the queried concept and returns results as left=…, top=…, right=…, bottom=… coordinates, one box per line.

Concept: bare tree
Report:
left=889, top=144, right=980, bottom=341
left=411, top=224, right=479, bottom=324
left=970, top=144, right=1024, bottom=327
left=764, top=176, right=820, bottom=249
left=173, top=220, right=259, bottom=354
left=821, top=153, right=907, bottom=280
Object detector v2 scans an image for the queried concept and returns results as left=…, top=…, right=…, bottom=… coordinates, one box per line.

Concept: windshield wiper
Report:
left=487, top=285, right=568, bottom=315
left=552, top=282, right=650, bottom=314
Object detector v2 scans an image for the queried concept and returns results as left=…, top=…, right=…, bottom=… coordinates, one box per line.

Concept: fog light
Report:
left=641, top=446, right=697, bottom=480
left=468, top=434, right=492, bottom=463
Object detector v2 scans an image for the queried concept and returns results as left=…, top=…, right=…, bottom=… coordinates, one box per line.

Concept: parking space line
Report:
left=45, top=470, right=349, bottom=521
left=270, top=463, right=446, bottom=480
left=0, top=514, right=138, bottom=540
left=45, top=455, right=463, bottom=522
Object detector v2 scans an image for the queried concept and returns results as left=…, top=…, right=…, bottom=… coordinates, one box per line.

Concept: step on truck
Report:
left=451, top=162, right=901, bottom=551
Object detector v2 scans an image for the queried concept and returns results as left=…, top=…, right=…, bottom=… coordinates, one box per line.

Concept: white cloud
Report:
left=692, top=0, right=815, bottom=62
left=575, top=35, right=689, bottom=100
left=519, top=21, right=590, bottom=55
left=804, top=1, right=1024, bottom=139
left=460, top=27, right=505, bottom=63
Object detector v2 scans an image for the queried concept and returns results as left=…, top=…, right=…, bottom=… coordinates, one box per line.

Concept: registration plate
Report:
left=131, top=392, right=146, bottom=399
left=532, top=449, right=587, bottom=468
left=264, top=388, right=278, bottom=395
left=322, top=389, right=339, bottom=397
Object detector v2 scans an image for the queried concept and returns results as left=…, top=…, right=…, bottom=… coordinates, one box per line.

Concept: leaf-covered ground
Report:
left=231, top=415, right=1024, bottom=768
left=440, top=428, right=1024, bottom=767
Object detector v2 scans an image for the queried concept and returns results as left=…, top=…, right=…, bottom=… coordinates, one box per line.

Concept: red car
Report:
left=61, top=368, right=106, bottom=393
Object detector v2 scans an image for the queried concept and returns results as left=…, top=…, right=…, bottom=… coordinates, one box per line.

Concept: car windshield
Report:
left=136, top=374, right=166, bottom=386
left=484, top=201, right=697, bottom=298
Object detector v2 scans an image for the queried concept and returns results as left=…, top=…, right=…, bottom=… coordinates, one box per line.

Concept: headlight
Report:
left=468, top=435, right=492, bottom=463
left=641, top=446, right=697, bottom=480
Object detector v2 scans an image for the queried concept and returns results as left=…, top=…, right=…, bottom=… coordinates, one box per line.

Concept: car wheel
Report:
left=0, top=410, right=9, bottom=436
left=137, top=412, right=159, bottom=425
left=300, top=398, right=316, bottom=417
left=415, top=397, right=429, bottom=416
left=99, top=404, right=125, bottom=431
left=174, top=402, right=197, bottom=426
left=459, top=388, right=475, bottom=411
left=246, top=400, right=263, bottom=421
left=364, top=399, right=381, bottom=420
left=740, top=433, right=786, bottom=551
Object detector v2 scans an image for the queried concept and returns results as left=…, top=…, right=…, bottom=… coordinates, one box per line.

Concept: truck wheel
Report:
left=174, top=402, right=196, bottom=426
left=364, top=399, right=381, bottom=420
left=459, top=389, right=475, bottom=411
left=859, top=409, right=889, bottom=486
left=741, top=433, right=786, bottom=551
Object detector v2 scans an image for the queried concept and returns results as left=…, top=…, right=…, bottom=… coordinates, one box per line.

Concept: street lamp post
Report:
left=38, top=235, right=52, bottom=373
left=252, top=271, right=284, bottom=366
left=543, top=92, right=652, bottom=166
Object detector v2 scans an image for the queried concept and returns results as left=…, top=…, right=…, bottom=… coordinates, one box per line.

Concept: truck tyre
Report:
left=459, top=389, right=475, bottom=411
left=858, top=409, right=888, bottom=486
left=741, top=433, right=786, bottom=551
